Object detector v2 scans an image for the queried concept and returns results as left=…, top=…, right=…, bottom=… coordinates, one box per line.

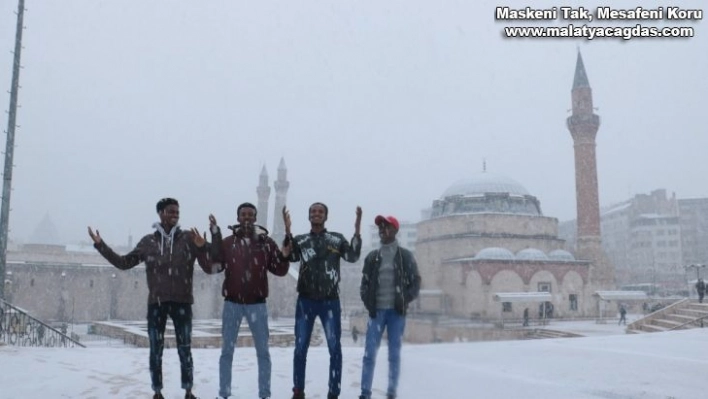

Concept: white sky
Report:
left=0, top=1, right=706, bottom=247
left=0, top=323, right=706, bottom=398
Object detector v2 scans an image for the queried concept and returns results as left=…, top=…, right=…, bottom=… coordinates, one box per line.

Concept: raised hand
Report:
left=87, top=226, right=102, bottom=244
left=354, top=206, right=362, bottom=235
left=283, top=206, right=292, bottom=236
left=191, top=227, right=206, bottom=247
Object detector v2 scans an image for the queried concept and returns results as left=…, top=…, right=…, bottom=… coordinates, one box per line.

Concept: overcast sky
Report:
left=0, top=0, right=706, bottom=247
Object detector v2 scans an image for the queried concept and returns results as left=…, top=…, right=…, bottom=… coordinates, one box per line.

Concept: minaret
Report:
left=256, top=165, right=271, bottom=230
left=566, top=51, right=615, bottom=289
left=272, top=157, right=289, bottom=244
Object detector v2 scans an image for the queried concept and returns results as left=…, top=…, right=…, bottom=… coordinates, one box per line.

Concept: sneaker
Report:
left=291, top=388, right=305, bottom=399
left=387, top=395, right=396, bottom=399
left=327, top=394, right=338, bottom=399
left=185, top=391, right=199, bottom=399
left=153, top=394, right=165, bottom=399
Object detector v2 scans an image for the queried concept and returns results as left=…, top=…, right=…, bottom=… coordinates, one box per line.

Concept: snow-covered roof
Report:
left=593, top=291, right=648, bottom=301
left=475, top=247, right=515, bottom=260
left=493, top=292, right=553, bottom=303
left=516, top=248, right=549, bottom=261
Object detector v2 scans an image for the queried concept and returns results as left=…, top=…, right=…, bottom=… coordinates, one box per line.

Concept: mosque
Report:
left=414, top=52, right=615, bottom=321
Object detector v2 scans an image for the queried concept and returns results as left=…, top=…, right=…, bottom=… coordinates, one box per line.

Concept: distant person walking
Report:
left=205, top=203, right=291, bottom=399
left=88, top=198, right=209, bottom=399
left=523, top=307, right=530, bottom=327
left=358, top=215, right=421, bottom=399
left=286, top=202, right=362, bottom=399
left=618, top=304, right=627, bottom=325
left=695, top=278, right=706, bottom=303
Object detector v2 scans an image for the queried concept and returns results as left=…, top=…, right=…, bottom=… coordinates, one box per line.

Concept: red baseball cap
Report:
left=375, top=215, right=400, bottom=230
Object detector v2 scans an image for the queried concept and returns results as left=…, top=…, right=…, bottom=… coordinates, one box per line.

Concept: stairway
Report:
left=522, top=328, right=583, bottom=340
left=627, top=299, right=708, bottom=333
left=0, top=298, right=84, bottom=348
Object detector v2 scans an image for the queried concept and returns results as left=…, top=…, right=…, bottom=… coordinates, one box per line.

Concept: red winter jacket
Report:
left=206, top=224, right=289, bottom=304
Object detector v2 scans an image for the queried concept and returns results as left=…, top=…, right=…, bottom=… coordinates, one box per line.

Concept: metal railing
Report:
left=0, top=298, right=85, bottom=348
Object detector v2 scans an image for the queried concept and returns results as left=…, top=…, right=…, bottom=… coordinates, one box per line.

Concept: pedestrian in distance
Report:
left=618, top=304, right=627, bottom=326
left=695, top=278, right=706, bottom=303
left=88, top=197, right=209, bottom=399
left=358, top=215, right=421, bottom=399
left=286, top=202, right=362, bottom=399
left=205, top=203, right=292, bottom=399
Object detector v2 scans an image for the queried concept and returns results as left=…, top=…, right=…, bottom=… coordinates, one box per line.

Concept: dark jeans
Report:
left=147, top=301, right=193, bottom=392
left=293, top=296, right=342, bottom=396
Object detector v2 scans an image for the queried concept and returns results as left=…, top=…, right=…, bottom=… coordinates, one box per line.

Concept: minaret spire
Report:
left=272, top=157, right=289, bottom=244
left=256, top=164, right=271, bottom=230
left=566, top=51, right=615, bottom=289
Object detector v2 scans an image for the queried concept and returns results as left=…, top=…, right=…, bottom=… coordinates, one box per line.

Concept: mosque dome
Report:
left=442, top=172, right=530, bottom=198
left=430, top=172, right=542, bottom=217
left=474, top=247, right=515, bottom=260
left=516, top=248, right=549, bottom=261
left=548, top=249, right=576, bottom=261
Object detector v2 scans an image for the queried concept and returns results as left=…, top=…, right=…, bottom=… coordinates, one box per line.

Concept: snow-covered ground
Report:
left=0, top=320, right=706, bottom=399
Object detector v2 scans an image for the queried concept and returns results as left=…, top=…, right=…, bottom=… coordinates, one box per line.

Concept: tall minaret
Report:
left=256, top=165, right=271, bottom=230
left=566, top=51, right=615, bottom=289
left=272, top=157, right=289, bottom=244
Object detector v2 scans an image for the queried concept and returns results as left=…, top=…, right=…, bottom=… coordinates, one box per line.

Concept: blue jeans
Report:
left=293, top=296, right=342, bottom=396
left=147, top=302, right=193, bottom=392
left=360, top=309, right=406, bottom=398
left=219, top=301, right=271, bottom=398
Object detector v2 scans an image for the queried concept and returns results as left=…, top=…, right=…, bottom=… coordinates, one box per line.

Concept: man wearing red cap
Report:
left=358, top=215, right=421, bottom=399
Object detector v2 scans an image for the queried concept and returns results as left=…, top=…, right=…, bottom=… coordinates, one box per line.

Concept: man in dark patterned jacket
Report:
left=284, top=202, right=362, bottom=399
left=205, top=202, right=291, bottom=399
left=88, top=197, right=209, bottom=399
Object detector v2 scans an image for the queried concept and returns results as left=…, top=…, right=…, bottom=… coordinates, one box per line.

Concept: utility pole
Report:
left=0, top=0, right=26, bottom=299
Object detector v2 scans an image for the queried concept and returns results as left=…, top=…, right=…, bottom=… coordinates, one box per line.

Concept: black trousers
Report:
left=147, top=301, right=193, bottom=392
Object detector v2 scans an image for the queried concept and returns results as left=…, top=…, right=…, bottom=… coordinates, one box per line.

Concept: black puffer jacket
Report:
left=288, top=230, right=361, bottom=300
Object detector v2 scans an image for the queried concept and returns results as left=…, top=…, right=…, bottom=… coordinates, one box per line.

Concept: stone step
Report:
left=678, top=307, right=708, bottom=316
left=640, top=324, right=669, bottom=333
left=652, top=318, right=683, bottom=330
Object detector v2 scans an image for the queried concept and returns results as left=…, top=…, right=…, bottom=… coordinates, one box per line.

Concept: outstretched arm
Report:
left=283, top=206, right=300, bottom=262
left=354, top=205, right=362, bottom=236
left=342, top=206, right=362, bottom=263
left=87, top=226, right=142, bottom=270
left=202, top=214, right=224, bottom=274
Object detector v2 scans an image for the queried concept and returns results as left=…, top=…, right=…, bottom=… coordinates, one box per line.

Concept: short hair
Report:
left=237, top=202, right=257, bottom=217
left=309, top=202, right=328, bottom=217
left=156, top=197, right=179, bottom=213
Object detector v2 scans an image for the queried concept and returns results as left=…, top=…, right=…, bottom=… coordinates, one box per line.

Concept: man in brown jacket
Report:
left=88, top=197, right=209, bottom=399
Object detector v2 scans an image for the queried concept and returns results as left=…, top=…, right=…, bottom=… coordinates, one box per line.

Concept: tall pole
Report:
left=0, top=0, right=26, bottom=299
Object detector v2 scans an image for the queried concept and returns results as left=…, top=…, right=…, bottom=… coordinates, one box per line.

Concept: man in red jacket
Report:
left=206, top=202, right=291, bottom=399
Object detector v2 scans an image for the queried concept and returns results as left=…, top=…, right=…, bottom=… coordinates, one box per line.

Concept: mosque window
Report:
left=30, top=278, right=34, bottom=287
left=538, top=282, right=552, bottom=292
left=502, top=302, right=512, bottom=312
